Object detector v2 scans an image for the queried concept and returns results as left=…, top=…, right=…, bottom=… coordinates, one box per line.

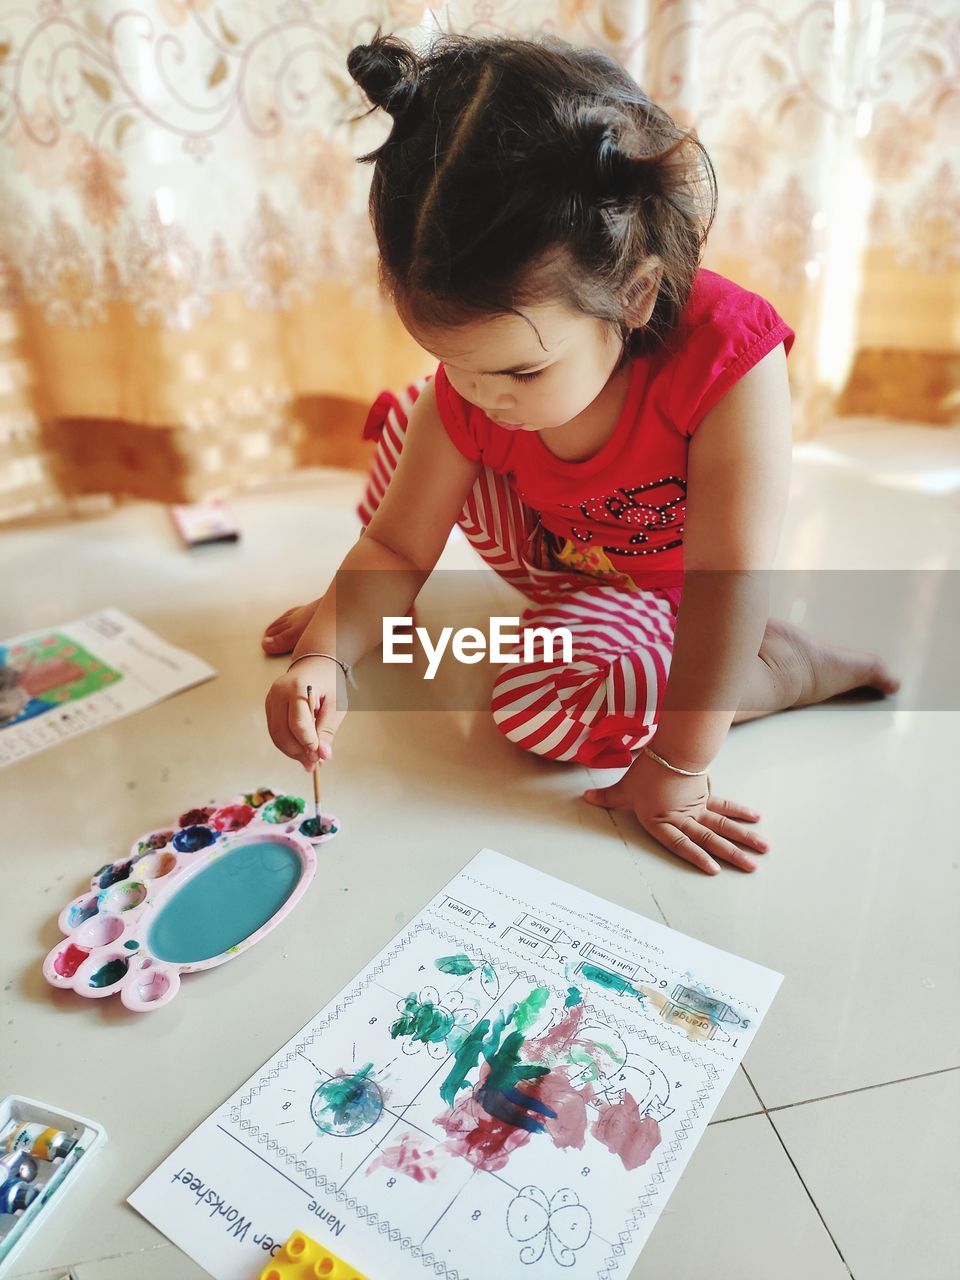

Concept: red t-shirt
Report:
left=433, top=269, right=794, bottom=591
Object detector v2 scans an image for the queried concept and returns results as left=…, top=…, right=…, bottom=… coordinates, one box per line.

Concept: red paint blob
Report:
left=524, top=1003, right=586, bottom=1062
left=365, top=1133, right=438, bottom=1183
left=435, top=1089, right=532, bottom=1173
left=54, top=944, right=90, bottom=978
left=209, top=803, right=254, bottom=832
left=534, top=1068, right=593, bottom=1150
left=592, top=1092, right=662, bottom=1170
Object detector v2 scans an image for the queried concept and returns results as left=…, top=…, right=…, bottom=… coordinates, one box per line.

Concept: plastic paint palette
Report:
left=43, top=789, right=338, bottom=1013
left=0, top=1095, right=106, bottom=1276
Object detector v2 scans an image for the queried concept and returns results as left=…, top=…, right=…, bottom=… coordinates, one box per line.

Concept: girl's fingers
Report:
left=288, top=691, right=319, bottom=749
left=652, top=823, right=721, bottom=875
left=265, top=696, right=311, bottom=767
left=313, top=694, right=345, bottom=762
left=698, top=809, right=769, bottom=854
left=675, top=817, right=757, bottom=872
left=706, top=793, right=761, bottom=823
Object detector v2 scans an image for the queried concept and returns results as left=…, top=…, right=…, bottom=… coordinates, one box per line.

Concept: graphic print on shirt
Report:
left=559, top=475, right=687, bottom=561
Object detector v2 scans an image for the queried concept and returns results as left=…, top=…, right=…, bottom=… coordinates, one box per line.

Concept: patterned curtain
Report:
left=1, top=1, right=957, bottom=522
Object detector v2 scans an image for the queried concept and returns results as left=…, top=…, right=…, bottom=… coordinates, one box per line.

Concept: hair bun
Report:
left=347, top=33, right=420, bottom=120
left=568, top=106, right=636, bottom=204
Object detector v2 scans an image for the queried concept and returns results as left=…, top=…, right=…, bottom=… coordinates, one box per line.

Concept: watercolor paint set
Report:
left=42, top=788, right=339, bottom=1012
left=0, top=1095, right=106, bottom=1276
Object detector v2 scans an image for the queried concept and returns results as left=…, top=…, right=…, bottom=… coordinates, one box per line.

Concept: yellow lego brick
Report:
left=259, top=1228, right=368, bottom=1280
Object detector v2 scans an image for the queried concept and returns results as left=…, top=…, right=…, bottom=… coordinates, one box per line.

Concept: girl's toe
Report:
left=261, top=627, right=290, bottom=653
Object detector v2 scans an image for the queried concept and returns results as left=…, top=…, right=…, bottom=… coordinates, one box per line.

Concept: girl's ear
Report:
left=623, top=258, right=664, bottom=329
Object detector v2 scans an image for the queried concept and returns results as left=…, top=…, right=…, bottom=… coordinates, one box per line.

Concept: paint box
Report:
left=0, top=1095, right=106, bottom=1276
left=42, top=789, right=338, bottom=1012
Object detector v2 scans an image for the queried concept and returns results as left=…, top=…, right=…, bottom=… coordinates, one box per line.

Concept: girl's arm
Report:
left=267, top=381, right=480, bottom=765
left=291, top=380, right=479, bottom=665
left=584, top=343, right=793, bottom=873
left=651, top=342, right=793, bottom=766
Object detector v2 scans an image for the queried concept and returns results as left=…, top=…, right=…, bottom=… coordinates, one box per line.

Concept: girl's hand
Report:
left=265, top=656, right=347, bottom=770
left=583, top=752, right=768, bottom=875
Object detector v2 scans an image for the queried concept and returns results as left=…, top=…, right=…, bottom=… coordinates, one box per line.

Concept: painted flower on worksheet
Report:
left=391, top=986, right=478, bottom=1059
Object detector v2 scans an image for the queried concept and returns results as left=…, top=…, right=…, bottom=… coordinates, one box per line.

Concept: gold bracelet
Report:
left=643, top=746, right=709, bottom=777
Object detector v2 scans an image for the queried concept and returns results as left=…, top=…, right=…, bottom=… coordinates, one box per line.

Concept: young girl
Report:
left=263, top=32, right=898, bottom=875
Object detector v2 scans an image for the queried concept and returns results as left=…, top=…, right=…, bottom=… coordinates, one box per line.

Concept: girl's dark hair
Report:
left=347, top=32, right=717, bottom=356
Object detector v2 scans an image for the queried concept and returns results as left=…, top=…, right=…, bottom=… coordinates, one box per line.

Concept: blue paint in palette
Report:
left=173, top=824, right=216, bottom=853
left=148, top=840, right=301, bottom=963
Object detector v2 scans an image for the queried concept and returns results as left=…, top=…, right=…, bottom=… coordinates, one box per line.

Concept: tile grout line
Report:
left=763, top=1110, right=856, bottom=1279
left=756, top=1062, right=960, bottom=1116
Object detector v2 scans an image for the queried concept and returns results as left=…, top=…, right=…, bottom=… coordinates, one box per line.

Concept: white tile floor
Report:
left=2, top=421, right=958, bottom=1279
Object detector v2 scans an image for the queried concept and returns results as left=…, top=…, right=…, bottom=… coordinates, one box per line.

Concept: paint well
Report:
left=210, top=803, right=254, bottom=832
left=54, top=943, right=90, bottom=978
left=262, top=795, right=304, bottom=823
left=137, top=830, right=174, bottom=853
left=147, top=840, right=302, bottom=963
left=298, top=815, right=337, bottom=839
left=96, top=860, right=132, bottom=889
left=89, top=956, right=128, bottom=988
left=172, top=824, right=216, bottom=853
left=178, top=807, right=213, bottom=827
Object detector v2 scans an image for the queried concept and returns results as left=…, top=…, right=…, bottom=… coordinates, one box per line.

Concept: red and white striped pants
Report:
left=358, top=380, right=681, bottom=768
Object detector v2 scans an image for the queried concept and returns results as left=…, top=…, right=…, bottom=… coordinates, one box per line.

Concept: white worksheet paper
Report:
left=130, top=850, right=782, bottom=1278
left=0, top=608, right=215, bottom=767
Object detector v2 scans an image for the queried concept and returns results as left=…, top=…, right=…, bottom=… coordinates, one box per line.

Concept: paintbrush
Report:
left=306, top=684, right=321, bottom=821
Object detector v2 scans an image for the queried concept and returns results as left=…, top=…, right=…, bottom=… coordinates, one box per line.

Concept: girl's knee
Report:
left=489, top=661, right=593, bottom=762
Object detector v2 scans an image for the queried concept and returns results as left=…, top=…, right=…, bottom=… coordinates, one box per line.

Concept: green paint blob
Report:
left=390, top=994, right=455, bottom=1044
left=438, top=1004, right=552, bottom=1108
left=580, top=962, right=644, bottom=1000
left=310, top=1064, right=382, bottom=1136
left=123, top=940, right=139, bottom=951
left=261, top=795, right=304, bottom=823
left=89, top=957, right=128, bottom=988
left=567, top=1045, right=601, bottom=1082
left=484, top=1030, right=550, bottom=1095
left=512, top=986, right=550, bottom=1034
left=435, top=954, right=476, bottom=976
left=321, top=1062, right=372, bottom=1109
left=565, top=986, right=583, bottom=1008
left=439, top=1018, right=492, bottom=1106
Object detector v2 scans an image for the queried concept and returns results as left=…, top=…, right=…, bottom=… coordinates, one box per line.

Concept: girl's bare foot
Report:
left=261, top=600, right=320, bottom=655
left=736, top=619, right=900, bottom=721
